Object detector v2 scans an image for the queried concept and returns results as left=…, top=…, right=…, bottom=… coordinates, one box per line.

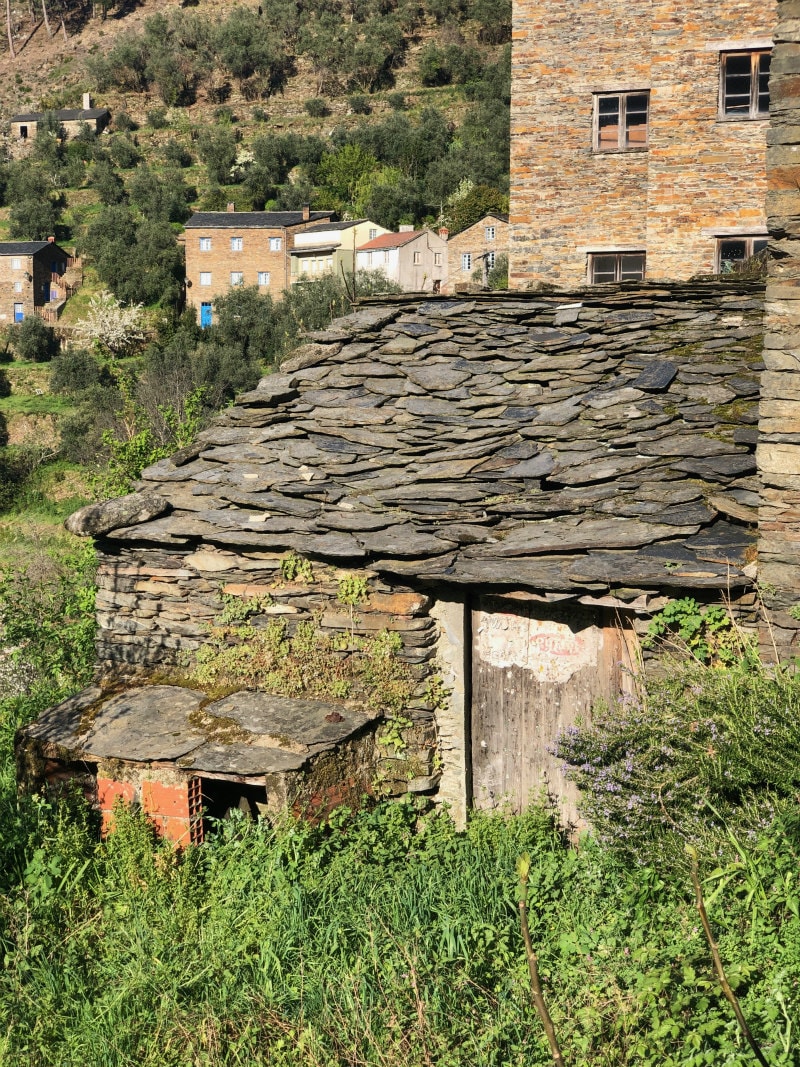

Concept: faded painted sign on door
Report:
left=471, top=596, right=637, bottom=824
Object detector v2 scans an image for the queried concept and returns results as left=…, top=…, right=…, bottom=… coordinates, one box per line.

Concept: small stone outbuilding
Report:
left=9, top=94, right=110, bottom=147
left=18, top=284, right=765, bottom=835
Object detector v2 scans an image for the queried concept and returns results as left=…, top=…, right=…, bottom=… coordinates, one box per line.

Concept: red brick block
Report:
left=97, top=776, right=135, bottom=811
left=141, top=779, right=190, bottom=820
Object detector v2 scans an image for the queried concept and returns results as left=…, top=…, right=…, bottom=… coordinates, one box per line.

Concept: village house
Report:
left=290, top=220, right=391, bottom=284
left=444, top=213, right=509, bottom=292
left=9, top=93, right=110, bottom=147
left=184, top=205, right=335, bottom=325
left=0, top=238, right=76, bottom=325
left=355, top=228, right=447, bottom=292
left=509, top=0, right=776, bottom=287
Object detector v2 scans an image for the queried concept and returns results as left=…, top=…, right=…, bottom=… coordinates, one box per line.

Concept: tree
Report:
left=8, top=197, right=61, bottom=240
left=128, top=164, right=192, bottom=223
left=317, top=143, right=378, bottom=206
left=72, top=290, right=148, bottom=356
left=83, top=207, right=184, bottom=309
left=442, top=181, right=508, bottom=235
left=197, top=126, right=238, bottom=185
left=8, top=316, right=59, bottom=363
left=91, top=159, right=126, bottom=205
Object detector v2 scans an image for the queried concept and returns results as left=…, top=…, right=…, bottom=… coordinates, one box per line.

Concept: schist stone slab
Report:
left=202, top=692, right=375, bottom=748
left=77, top=686, right=207, bottom=761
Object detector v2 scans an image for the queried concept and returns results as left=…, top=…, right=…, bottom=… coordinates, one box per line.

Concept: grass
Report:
left=0, top=391, right=70, bottom=416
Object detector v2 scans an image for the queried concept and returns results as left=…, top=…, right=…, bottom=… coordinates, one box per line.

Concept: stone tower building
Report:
left=509, top=0, right=776, bottom=287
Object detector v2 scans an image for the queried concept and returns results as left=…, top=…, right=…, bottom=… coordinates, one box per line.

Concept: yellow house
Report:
left=290, top=220, right=390, bottom=284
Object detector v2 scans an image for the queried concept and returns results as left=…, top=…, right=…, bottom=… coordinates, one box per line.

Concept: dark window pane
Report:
left=620, top=253, right=645, bottom=281
left=625, top=94, right=649, bottom=146
left=753, top=238, right=768, bottom=254
left=726, top=54, right=752, bottom=76
left=758, top=53, right=771, bottom=113
left=598, top=97, right=620, bottom=117
left=720, top=239, right=747, bottom=272
left=598, top=96, right=620, bottom=149
left=724, top=54, right=753, bottom=114
left=591, top=255, right=617, bottom=283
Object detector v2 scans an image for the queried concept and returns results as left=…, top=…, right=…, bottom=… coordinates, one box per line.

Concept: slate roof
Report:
left=0, top=241, right=55, bottom=255
left=103, top=284, right=763, bottom=596
left=357, top=231, right=425, bottom=251
left=26, top=685, right=377, bottom=777
left=10, top=108, right=109, bottom=122
left=185, top=211, right=334, bottom=229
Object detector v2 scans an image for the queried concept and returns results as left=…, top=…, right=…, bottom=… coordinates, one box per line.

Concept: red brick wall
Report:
left=510, top=0, right=776, bottom=287
left=97, top=772, right=193, bottom=845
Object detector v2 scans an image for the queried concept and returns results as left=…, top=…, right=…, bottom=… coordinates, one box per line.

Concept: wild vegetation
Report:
left=1, top=552, right=800, bottom=1065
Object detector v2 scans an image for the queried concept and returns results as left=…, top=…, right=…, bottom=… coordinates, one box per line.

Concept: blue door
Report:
left=200, top=302, right=212, bottom=328
left=13, top=303, right=23, bottom=322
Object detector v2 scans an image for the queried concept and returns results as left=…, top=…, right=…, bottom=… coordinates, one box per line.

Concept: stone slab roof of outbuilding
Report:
left=26, top=684, right=378, bottom=775
left=79, top=284, right=764, bottom=596
left=10, top=108, right=109, bottom=122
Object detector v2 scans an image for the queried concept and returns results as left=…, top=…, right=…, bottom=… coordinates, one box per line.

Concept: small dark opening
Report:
left=19, top=125, right=27, bottom=139
left=196, top=778, right=267, bottom=840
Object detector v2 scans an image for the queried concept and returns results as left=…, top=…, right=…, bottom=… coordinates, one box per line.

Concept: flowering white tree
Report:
left=72, top=290, right=148, bottom=356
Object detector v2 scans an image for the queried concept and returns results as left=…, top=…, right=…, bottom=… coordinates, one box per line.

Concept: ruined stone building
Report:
left=20, top=283, right=766, bottom=837
left=509, top=0, right=776, bottom=287
left=9, top=94, right=110, bottom=150
left=16, top=1, right=800, bottom=837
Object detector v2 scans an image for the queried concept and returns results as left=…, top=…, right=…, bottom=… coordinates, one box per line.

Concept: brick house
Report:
left=9, top=93, right=110, bottom=147
left=509, top=0, right=776, bottom=287
left=445, top=213, right=509, bottom=292
left=184, top=206, right=334, bottom=325
left=290, top=220, right=391, bottom=284
left=0, top=239, right=71, bottom=325
left=355, top=229, right=447, bottom=292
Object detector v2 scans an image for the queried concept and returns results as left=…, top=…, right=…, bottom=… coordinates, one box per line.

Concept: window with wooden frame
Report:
left=461, top=253, right=472, bottom=271
left=720, top=51, right=770, bottom=118
left=717, top=236, right=768, bottom=273
left=413, top=250, right=422, bottom=264
left=589, top=252, right=646, bottom=284
left=594, top=92, right=649, bottom=151
left=230, top=236, right=243, bottom=251
left=230, top=271, right=244, bottom=286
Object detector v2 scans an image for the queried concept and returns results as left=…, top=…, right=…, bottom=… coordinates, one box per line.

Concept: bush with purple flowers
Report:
left=556, top=664, right=800, bottom=866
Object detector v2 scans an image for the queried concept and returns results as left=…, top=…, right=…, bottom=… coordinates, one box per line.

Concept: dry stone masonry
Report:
left=758, top=0, right=800, bottom=658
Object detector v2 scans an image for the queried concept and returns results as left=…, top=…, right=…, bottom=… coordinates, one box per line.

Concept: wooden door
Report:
left=471, top=595, right=637, bottom=825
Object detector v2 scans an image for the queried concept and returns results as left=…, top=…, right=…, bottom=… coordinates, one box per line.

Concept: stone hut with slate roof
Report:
left=17, top=281, right=766, bottom=839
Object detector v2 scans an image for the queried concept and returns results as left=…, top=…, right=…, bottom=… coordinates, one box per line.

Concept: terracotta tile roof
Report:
left=357, top=231, right=424, bottom=251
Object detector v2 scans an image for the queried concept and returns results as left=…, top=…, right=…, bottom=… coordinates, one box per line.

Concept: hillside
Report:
left=0, top=0, right=511, bottom=208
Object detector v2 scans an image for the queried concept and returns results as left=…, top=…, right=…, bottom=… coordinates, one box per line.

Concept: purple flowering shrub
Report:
left=556, top=665, right=800, bottom=865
